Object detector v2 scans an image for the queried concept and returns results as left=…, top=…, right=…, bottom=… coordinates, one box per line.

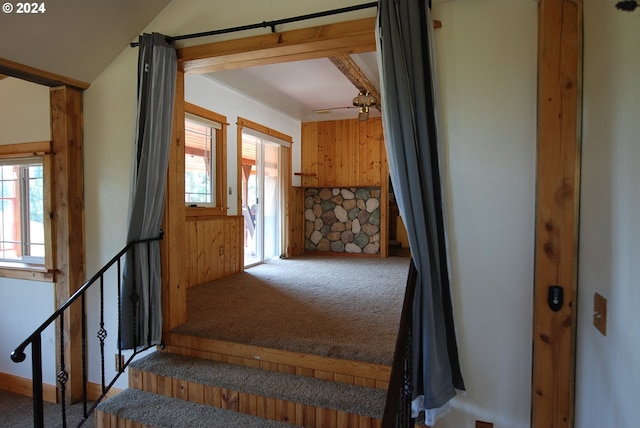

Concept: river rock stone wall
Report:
left=304, top=187, right=381, bottom=255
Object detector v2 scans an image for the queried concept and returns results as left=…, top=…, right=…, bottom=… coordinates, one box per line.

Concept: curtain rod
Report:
left=130, top=2, right=378, bottom=48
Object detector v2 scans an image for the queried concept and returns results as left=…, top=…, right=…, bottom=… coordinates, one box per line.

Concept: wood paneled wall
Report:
left=300, top=117, right=387, bottom=188
left=287, top=187, right=305, bottom=257
left=298, top=117, right=388, bottom=257
left=185, top=216, right=243, bottom=287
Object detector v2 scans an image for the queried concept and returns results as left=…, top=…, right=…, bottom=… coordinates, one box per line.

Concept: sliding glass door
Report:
left=242, top=133, right=281, bottom=267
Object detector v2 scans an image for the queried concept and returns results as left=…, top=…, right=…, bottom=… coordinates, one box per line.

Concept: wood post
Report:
left=50, top=85, right=86, bottom=402
left=532, top=1, right=582, bottom=427
left=163, top=70, right=187, bottom=332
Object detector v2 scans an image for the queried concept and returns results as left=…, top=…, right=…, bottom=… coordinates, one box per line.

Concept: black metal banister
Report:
left=11, top=233, right=163, bottom=363
left=382, top=258, right=418, bottom=428
left=11, top=232, right=164, bottom=428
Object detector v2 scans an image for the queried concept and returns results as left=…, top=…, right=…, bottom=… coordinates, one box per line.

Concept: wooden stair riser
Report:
left=129, top=367, right=382, bottom=427
left=95, top=410, right=153, bottom=428
left=163, top=336, right=391, bottom=390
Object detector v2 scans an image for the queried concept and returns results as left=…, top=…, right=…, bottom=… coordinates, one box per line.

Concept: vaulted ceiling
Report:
left=0, top=0, right=382, bottom=122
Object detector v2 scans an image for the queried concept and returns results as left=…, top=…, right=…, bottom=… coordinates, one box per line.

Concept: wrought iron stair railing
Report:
left=10, top=232, right=164, bottom=428
left=382, top=258, right=418, bottom=428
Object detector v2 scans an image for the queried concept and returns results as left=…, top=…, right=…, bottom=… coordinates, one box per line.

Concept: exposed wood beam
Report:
left=328, top=55, right=381, bottom=106
left=532, top=1, right=582, bottom=427
left=178, top=17, right=377, bottom=75
left=0, top=57, right=89, bottom=90
left=51, top=86, right=86, bottom=402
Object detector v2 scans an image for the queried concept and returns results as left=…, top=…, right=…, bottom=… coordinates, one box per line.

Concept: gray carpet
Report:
left=129, top=351, right=386, bottom=418
left=97, top=389, right=291, bottom=428
left=0, top=389, right=95, bottom=428
left=172, top=255, right=410, bottom=365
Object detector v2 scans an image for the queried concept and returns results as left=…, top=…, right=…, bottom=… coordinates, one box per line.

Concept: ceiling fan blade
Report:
left=312, top=106, right=356, bottom=114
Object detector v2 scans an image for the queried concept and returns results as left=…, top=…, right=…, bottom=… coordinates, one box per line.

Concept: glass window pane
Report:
left=0, top=160, right=44, bottom=264
left=185, top=117, right=216, bottom=206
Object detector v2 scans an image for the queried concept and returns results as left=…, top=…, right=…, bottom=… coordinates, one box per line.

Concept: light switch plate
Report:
left=593, top=292, right=607, bottom=336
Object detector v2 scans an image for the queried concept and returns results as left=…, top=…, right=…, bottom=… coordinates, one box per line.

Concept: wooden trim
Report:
left=185, top=102, right=227, bottom=125
left=0, top=372, right=57, bottom=403
left=164, top=333, right=391, bottom=385
left=380, top=142, right=389, bottom=258
left=0, top=265, right=54, bottom=282
left=163, top=70, right=187, bottom=332
left=0, top=371, right=121, bottom=405
left=0, top=141, right=52, bottom=157
left=236, top=123, right=243, bottom=240
left=51, top=86, right=86, bottom=403
left=0, top=57, right=89, bottom=90
left=184, top=101, right=228, bottom=213
left=532, top=1, right=582, bottom=427
left=329, top=55, right=381, bottom=104
left=178, top=17, right=377, bottom=75
left=43, top=154, right=55, bottom=271
left=237, top=117, right=293, bottom=144
left=185, top=206, right=227, bottom=219
left=85, top=383, right=122, bottom=401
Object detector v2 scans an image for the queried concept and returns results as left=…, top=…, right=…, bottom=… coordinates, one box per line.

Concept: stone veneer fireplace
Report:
left=304, top=187, right=381, bottom=255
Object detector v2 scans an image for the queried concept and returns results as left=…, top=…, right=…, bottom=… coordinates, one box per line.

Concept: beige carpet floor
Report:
left=172, top=255, right=410, bottom=365
left=0, top=389, right=95, bottom=428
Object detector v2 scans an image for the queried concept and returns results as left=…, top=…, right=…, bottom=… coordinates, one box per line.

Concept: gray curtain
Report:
left=121, top=33, right=176, bottom=350
left=376, top=0, right=465, bottom=424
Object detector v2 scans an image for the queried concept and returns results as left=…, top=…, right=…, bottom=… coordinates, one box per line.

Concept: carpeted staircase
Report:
left=94, top=257, right=410, bottom=427
left=95, top=347, right=388, bottom=427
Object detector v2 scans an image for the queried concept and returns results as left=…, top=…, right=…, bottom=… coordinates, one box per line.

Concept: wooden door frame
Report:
left=162, top=17, right=379, bottom=331
left=163, top=6, right=583, bottom=426
left=0, top=58, right=88, bottom=402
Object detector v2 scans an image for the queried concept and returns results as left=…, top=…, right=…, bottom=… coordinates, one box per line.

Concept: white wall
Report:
left=83, top=0, right=374, bottom=390
left=433, top=1, right=537, bottom=427
left=0, top=77, right=50, bottom=145
left=0, top=279, right=56, bottom=384
left=575, top=3, right=640, bottom=428
left=185, top=74, right=302, bottom=215
left=0, top=78, right=57, bottom=385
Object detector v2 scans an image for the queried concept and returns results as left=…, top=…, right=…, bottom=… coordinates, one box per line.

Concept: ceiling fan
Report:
left=313, top=90, right=379, bottom=122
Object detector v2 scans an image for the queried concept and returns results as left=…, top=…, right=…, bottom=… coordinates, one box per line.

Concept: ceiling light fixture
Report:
left=352, top=90, right=378, bottom=122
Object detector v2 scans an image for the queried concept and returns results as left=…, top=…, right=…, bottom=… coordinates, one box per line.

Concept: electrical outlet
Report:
left=476, top=422, right=493, bottom=428
left=115, top=354, right=125, bottom=372
left=219, top=246, right=224, bottom=256
left=593, top=292, right=607, bottom=336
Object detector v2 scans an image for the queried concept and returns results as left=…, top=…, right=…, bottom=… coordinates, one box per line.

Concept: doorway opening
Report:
left=241, top=133, right=282, bottom=267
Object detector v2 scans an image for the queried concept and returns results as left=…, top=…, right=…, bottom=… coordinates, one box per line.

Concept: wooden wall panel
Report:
left=185, top=216, right=243, bottom=287
left=301, top=117, right=385, bottom=188
left=287, top=187, right=305, bottom=257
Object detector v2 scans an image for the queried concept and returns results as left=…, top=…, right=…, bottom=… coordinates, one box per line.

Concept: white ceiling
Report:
left=0, top=0, right=380, bottom=123
left=205, top=53, right=381, bottom=122
left=0, top=0, right=172, bottom=83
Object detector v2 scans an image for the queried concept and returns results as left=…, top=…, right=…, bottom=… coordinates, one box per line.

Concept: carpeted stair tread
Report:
left=130, top=351, right=386, bottom=418
left=97, top=389, right=290, bottom=428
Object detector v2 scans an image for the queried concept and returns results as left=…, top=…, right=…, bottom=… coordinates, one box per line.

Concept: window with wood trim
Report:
left=185, top=102, right=227, bottom=216
left=0, top=157, right=45, bottom=265
left=0, top=141, right=52, bottom=277
left=0, top=158, right=44, bottom=264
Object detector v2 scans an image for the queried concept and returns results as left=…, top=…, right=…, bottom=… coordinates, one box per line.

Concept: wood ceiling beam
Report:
left=178, top=17, right=377, bottom=75
left=0, top=57, right=89, bottom=90
left=328, top=55, right=380, bottom=105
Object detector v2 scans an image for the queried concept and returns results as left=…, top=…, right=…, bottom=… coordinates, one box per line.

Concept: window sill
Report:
left=0, top=263, right=55, bottom=282
left=186, top=206, right=227, bottom=220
